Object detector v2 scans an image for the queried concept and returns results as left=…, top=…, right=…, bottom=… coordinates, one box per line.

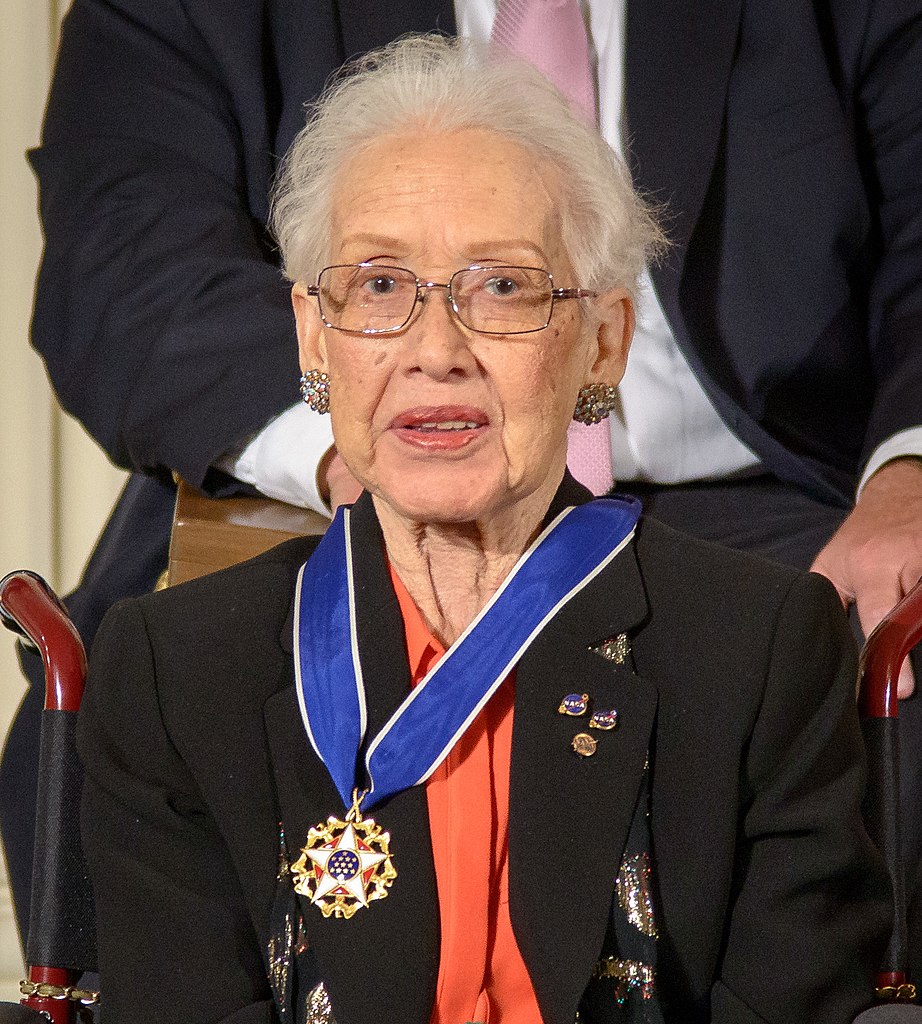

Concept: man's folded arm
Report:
left=30, top=0, right=312, bottom=492
left=851, top=3, right=922, bottom=462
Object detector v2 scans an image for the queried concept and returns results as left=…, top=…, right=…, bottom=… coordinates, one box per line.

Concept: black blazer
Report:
left=78, top=481, right=890, bottom=1024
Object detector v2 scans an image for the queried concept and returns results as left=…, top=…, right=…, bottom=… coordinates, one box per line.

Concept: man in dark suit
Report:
left=4, top=0, right=921, bottom=944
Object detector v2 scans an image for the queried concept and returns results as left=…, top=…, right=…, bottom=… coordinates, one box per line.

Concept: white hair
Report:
left=271, top=34, right=665, bottom=295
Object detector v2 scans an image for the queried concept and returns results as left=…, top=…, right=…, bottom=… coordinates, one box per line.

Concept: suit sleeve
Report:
left=851, top=4, right=922, bottom=460
left=713, top=572, right=891, bottom=1023
left=77, top=598, right=277, bottom=1023
left=30, top=0, right=307, bottom=491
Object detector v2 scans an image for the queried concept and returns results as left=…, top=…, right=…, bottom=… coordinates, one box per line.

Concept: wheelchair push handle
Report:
left=0, top=571, right=86, bottom=712
left=859, top=577, right=922, bottom=719
left=857, top=577, right=922, bottom=1007
left=0, top=572, right=93, bottom=1022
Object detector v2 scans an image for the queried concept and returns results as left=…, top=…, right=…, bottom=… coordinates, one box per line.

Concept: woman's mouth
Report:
left=408, top=419, right=479, bottom=431
left=390, top=407, right=489, bottom=451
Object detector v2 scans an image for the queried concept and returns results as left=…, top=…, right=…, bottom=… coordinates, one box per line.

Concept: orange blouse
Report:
left=390, top=566, right=544, bottom=1024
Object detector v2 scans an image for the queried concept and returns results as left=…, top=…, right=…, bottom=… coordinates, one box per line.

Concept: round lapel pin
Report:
left=572, top=732, right=598, bottom=757
left=589, top=709, right=619, bottom=731
left=559, top=692, right=590, bottom=716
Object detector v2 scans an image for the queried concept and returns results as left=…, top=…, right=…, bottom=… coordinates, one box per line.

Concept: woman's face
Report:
left=293, top=128, right=633, bottom=526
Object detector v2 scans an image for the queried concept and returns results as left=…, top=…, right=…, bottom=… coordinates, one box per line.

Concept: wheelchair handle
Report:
left=859, top=577, right=922, bottom=719
left=857, top=577, right=922, bottom=1001
left=0, top=571, right=86, bottom=712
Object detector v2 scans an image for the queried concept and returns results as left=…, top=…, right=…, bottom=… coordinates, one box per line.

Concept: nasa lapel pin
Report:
left=589, top=708, right=619, bottom=731
left=558, top=692, right=590, bottom=716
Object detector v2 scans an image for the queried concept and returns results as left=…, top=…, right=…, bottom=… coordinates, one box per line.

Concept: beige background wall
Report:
left=0, top=0, right=128, bottom=995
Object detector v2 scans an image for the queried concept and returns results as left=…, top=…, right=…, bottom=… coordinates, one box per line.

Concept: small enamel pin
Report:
left=558, top=692, right=590, bottom=716
left=572, top=732, right=598, bottom=757
left=589, top=633, right=631, bottom=664
left=590, top=709, right=619, bottom=731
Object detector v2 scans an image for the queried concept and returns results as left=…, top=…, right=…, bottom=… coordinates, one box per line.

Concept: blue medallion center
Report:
left=328, top=849, right=361, bottom=881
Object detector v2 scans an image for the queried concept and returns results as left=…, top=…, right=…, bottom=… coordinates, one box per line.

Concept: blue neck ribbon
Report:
left=294, top=497, right=641, bottom=811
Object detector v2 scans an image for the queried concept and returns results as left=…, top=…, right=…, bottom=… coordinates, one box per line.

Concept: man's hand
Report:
left=318, top=447, right=364, bottom=512
left=811, top=457, right=922, bottom=697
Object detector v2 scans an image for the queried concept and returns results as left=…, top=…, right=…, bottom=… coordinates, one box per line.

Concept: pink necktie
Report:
left=492, top=0, right=614, bottom=494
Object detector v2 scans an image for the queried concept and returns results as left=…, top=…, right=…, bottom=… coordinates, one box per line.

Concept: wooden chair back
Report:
left=167, top=479, right=329, bottom=586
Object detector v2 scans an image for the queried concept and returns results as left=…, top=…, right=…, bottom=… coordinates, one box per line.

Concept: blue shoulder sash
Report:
left=294, top=497, right=641, bottom=811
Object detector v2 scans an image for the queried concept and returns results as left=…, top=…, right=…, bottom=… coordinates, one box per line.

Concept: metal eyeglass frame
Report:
left=305, top=262, right=597, bottom=336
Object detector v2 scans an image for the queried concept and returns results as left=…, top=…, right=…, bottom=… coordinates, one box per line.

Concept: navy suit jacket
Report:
left=24, top=0, right=922, bottom=637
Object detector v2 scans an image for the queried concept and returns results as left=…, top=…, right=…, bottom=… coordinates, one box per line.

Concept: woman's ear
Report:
left=292, top=283, right=328, bottom=373
left=589, top=288, right=634, bottom=386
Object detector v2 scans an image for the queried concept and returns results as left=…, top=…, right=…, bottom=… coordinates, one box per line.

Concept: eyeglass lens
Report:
left=317, top=264, right=554, bottom=334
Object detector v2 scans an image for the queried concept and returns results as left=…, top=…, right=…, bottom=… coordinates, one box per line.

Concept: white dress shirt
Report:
left=224, top=0, right=920, bottom=512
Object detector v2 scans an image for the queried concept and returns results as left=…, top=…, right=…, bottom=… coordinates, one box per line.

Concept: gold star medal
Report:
left=291, top=790, right=396, bottom=919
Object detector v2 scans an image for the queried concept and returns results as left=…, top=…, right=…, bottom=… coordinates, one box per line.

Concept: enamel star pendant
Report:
left=291, top=790, right=397, bottom=919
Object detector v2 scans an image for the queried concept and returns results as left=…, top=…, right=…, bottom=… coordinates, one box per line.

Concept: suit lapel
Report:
left=625, top=0, right=742, bottom=307
left=508, top=529, right=657, bottom=1023
left=265, top=493, right=438, bottom=1024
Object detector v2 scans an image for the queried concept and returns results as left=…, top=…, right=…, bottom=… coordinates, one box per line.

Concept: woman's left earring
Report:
left=573, top=383, right=618, bottom=424
left=300, top=369, right=331, bottom=415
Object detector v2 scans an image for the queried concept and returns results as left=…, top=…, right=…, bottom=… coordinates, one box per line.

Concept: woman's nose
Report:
left=407, top=285, right=475, bottom=378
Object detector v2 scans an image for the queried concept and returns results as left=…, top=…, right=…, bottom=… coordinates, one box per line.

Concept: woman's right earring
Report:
left=573, top=383, right=618, bottom=424
left=299, top=370, right=331, bottom=415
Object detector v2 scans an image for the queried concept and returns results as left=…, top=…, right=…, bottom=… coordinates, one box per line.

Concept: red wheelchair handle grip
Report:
left=0, top=571, right=86, bottom=712
left=858, top=577, right=922, bottom=720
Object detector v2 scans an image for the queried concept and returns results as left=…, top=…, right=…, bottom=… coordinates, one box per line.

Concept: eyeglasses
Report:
left=306, top=263, right=596, bottom=336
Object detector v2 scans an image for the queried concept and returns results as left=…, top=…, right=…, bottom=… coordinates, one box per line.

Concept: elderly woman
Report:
left=78, top=35, right=888, bottom=1024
